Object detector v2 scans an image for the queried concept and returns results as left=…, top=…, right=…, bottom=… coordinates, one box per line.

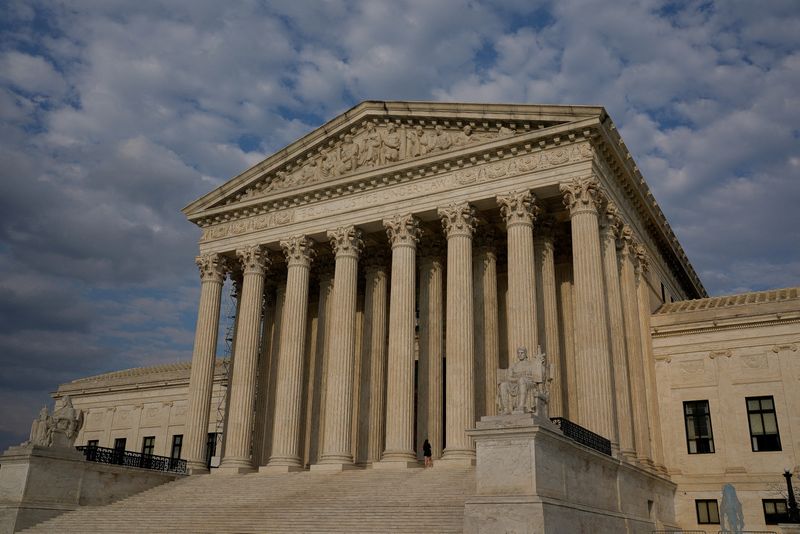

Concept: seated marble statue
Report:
left=496, top=346, right=551, bottom=417
left=48, top=395, right=84, bottom=448
left=24, top=406, right=52, bottom=447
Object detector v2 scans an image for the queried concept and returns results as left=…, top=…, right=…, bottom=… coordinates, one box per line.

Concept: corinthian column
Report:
left=266, top=236, right=315, bottom=471
left=474, top=232, right=499, bottom=419
left=560, top=177, right=616, bottom=442
left=496, top=190, right=539, bottom=358
left=376, top=214, right=420, bottom=469
left=600, top=202, right=633, bottom=456
left=439, top=202, right=477, bottom=465
left=635, top=245, right=666, bottom=471
left=219, top=245, right=270, bottom=473
left=618, top=227, right=651, bottom=464
left=316, top=226, right=364, bottom=469
left=361, top=254, right=389, bottom=464
left=418, top=242, right=444, bottom=459
left=534, top=220, right=564, bottom=417
left=185, top=253, right=228, bottom=473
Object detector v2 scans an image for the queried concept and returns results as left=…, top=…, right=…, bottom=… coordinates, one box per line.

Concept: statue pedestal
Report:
left=464, top=414, right=678, bottom=534
left=0, top=444, right=179, bottom=533
left=0, top=444, right=86, bottom=532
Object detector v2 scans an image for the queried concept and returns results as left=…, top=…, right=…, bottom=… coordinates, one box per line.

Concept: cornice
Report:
left=593, top=119, right=706, bottom=298
left=651, top=313, right=800, bottom=338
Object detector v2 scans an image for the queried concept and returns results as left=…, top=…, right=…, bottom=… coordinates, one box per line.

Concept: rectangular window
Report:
left=141, top=436, right=155, bottom=456
left=763, top=499, right=789, bottom=524
left=747, top=396, right=782, bottom=451
left=113, top=437, right=127, bottom=465
left=171, top=434, right=183, bottom=460
left=695, top=499, right=720, bottom=524
left=683, top=400, right=715, bottom=454
left=87, top=439, right=99, bottom=448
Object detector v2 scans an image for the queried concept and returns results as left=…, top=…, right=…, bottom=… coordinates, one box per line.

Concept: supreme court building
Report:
left=50, top=102, right=800, bottom=533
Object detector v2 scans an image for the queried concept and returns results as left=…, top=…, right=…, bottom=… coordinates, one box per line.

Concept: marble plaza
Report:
left=3, top=102, right=798, bottom=533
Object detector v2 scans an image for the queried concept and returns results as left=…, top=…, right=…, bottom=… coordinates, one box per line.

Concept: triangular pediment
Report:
left=182, top=101, right=605, bottom=220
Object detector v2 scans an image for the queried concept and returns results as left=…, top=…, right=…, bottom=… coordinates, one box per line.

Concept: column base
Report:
left=439, top=448, right=476, bottom=468
left=259, top=464, right=304, bottom=473
left=372, top=459, right=422, bottom=470
left=310, top=462, right=361, bottom=472
left=187, top=465, right=211, bottom=475
left=215, top=458, right=256, bottom=474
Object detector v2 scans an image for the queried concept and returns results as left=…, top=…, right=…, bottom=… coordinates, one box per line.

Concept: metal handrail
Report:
left=550, top=417, right=612, bottom=456
left=76, top=445, right=187, bottom=475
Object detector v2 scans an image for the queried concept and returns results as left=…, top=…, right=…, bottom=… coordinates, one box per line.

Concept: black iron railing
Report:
left=76, top=445, right=187, bottom=475
left=550, top=417, right=612, bottom=456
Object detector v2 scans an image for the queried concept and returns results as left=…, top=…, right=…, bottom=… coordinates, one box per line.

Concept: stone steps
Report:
left=20, top=467, right=474, bottom=533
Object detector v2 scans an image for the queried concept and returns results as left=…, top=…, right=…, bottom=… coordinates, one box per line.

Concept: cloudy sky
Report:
left=0, top=0, right=798, bottom=450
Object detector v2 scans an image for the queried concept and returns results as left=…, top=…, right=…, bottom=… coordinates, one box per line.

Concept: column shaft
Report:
left=618, top=229, right=652, bottom=463
left=219, top=245, right=270, bottom=472
left=535, top=227, right=564, bottom=418
left=497, top=191, right=539, bottom=357
left=185, top=254, right=227, bottom=472
left=636, top=247, right=666, bottom=470
left=380, top=215, right=420, bottom=467
left=555, top=261, right=577, bottom=420
left=474, top=242, right=499, bottom=418
left=318, top=227, right=363, bottom=467
left=307, top=270, right=333, bottom=465
left=561, top=177, right=616, bottom=441
left=362, top=262, right=389, bottom=463
left=439, top=202, right=477, bottom=463
left=267, top=236, right=314, bottom=470
left=600, top=204, right=633, bottom=455
left=418, top=250, right=444, bottom=459
left=252, top=284, right=277, bottom=466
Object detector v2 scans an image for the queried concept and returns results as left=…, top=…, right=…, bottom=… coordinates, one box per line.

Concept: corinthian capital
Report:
left=280, top=235, right=316, bottom=268
left=634, top=243, right=650, bottom=275
left=560, top=176, right=604, bottom=216
left=195, top=253, right=229, bottom=283
left=496, top=190, right=539, bottom=227
left=328, top=226, right=364, bottom=258
left=236, top=245, right=270, bottom=275
left=617, top=225, right=635, bottom=259
left=383, top=214, right=421, bottom=248
left=438, top=201, right=477, bottom=239
left=599, top=200, right=623, bottom=240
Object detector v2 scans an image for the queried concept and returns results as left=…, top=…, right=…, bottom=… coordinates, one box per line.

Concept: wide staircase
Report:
left=20, top=466, right=475, bottom=533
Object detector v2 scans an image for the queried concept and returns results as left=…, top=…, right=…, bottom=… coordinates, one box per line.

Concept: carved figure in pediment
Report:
left=322, top=148, right=338, bottom=177
left=360, top=122, right=382, bottom=168
left=407, top=125, right=431, bottom=157
left=498, top=125, right=516, bottom=137
left=337, top=134, right=359, bottom=174
left=382, top=123, right=401, bottom=163
left=299, top=158, right=322, bottom=185
left=431, top=125, right=453, bottom=152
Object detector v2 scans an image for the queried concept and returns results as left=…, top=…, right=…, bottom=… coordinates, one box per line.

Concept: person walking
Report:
left=422, top=438, right=433, bottom=468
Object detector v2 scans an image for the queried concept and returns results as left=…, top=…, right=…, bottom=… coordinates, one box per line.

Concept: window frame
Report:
left=141, top=436, right=155, bottom=456
left=746, top=395, right=782, bottom=452
left=683, top=400, right=715, bottom=454
left=762, top=499, right=789, bottom=525
left=695, top=499, right=720, bottom=525
left=86, top=439, right=99, bottom=448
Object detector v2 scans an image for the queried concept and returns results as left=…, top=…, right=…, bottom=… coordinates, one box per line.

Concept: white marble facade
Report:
left=180, top=101, right=701, bottom=475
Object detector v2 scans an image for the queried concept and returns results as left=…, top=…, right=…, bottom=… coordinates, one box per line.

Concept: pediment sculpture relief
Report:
left=23, top=395, right=84, bottom=448
left=230, top=121, right=521, bottom=205
left=496, top=346, right=552, bottom=418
